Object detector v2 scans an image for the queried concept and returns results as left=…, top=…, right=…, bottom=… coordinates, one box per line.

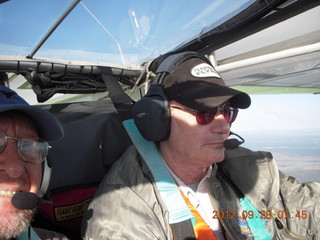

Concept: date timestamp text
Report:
left=212, top=210, right=308, bottom=220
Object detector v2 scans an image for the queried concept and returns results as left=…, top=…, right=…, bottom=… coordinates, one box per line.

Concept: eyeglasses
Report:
left=170, top=104, right=238, bottom=124
left=0, top=130, right=50, bottom=164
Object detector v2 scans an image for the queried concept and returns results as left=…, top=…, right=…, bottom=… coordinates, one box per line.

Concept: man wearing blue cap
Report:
left=0, top=86, right=67, bottom=239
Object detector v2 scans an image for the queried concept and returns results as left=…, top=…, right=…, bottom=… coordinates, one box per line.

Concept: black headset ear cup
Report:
left=133, top=52, right=205, bottom=141
left=132, top=84, right=170, bottom=142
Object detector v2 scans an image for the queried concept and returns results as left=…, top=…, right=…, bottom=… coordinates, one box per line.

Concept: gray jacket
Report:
left=82, top=145, right=320, bottom=239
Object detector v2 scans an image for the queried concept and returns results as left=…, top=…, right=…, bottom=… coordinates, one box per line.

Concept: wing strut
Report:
left=27, top=0, right=81, bottom=59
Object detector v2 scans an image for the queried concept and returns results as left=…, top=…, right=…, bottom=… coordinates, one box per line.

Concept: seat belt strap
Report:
left=122, top=119, right=194, bottom=225
left=16, top=227, right=41, bottom=240
left=98, top=66, right=134, bottom=120
left=239, top=197, right=272, bottom=240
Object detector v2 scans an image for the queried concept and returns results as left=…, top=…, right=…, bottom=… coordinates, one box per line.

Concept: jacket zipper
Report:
left=271, top=210, right=306, bottom=240
left=208, top=178, right=239, bottom=240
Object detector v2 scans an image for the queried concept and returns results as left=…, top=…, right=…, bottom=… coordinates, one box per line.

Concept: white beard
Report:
left=0, top=209, right=35, bottom=240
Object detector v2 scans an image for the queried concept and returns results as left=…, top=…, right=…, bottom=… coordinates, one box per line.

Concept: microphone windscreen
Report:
left=223, top=139, right=240, bottom=150
left=11, top=192, right=39, bottom=210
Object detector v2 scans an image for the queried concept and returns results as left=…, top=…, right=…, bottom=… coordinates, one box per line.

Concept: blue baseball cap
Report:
left=0, top=86, right=64, bottom=141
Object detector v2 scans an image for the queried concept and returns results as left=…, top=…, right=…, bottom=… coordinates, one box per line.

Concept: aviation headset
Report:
left=132, top=51, right=210, bottom=142
left=39, top=159, right=52, bottom=198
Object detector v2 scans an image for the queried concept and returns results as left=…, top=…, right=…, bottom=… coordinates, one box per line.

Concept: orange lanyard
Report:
left=180, top=190, right=217, bottom=240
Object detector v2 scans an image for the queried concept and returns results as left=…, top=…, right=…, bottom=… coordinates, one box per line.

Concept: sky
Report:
left=0, top=0, right=251, bottom=64
left=232, top=93, right=320, bottom=132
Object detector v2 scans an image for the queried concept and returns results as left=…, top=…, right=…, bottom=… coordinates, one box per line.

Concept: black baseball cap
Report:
left=162, top=53, right=251, bottom=110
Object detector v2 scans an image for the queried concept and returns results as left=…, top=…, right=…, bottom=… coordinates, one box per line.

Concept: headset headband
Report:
left=154, top=51, right=209, bottom=84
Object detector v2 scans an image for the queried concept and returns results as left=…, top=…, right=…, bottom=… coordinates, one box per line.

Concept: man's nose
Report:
left=211, top=113, right=231, bottom=133
left=0, top=142, right=25, bottom=179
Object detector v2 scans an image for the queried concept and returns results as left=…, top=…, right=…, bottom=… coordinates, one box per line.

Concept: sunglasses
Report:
left=170, top=104, right=238, bottom=124
left=0, top=129, right=50, bottom=164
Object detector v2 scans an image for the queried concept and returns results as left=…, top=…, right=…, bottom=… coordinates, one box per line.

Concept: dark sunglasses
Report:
left=0, top=129, right=50, bottom=164
left=170, top=104, right=238, bottom=124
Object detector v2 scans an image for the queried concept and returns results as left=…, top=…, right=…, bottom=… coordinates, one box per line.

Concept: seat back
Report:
left=33, top=100, right=132, bottom=239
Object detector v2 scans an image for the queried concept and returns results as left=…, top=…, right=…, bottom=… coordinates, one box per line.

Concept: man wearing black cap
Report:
left=0, top=86, right=68, bottom=239
left=83, top=52, right=319, bottom=239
